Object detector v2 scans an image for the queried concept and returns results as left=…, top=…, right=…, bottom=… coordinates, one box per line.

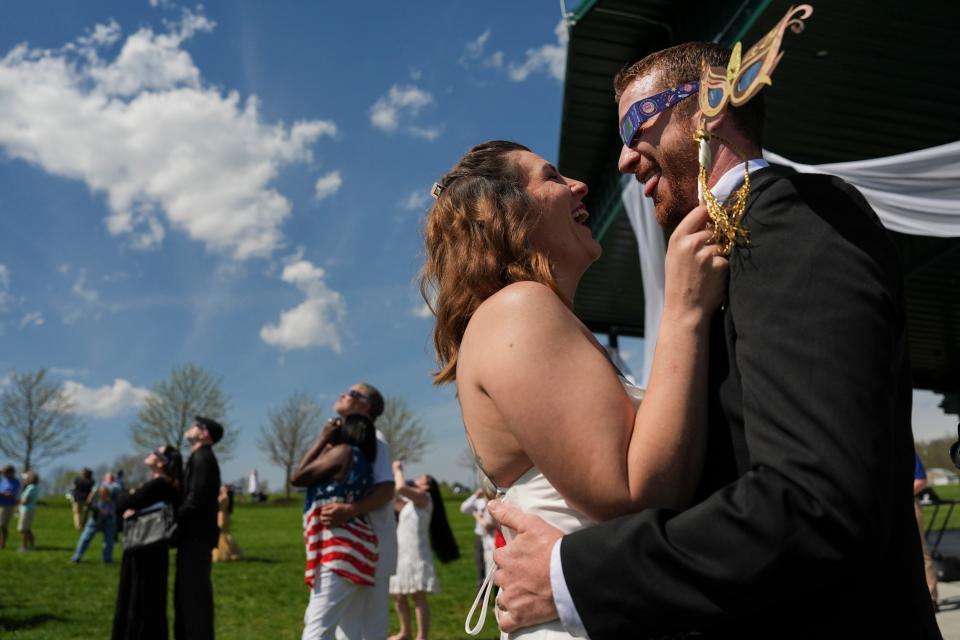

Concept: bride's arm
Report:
left=468, top=208, right=725, bottom=521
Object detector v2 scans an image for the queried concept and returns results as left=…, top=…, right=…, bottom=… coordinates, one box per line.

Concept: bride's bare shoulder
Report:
left=472, top=281, right=566, bottom=324
left=462, top=281, right=574, bottom=356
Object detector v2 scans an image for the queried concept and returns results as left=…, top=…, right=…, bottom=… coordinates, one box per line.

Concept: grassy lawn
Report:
left=0, top=492, right=498, bottom=639
left=10, top=483, right=954, bottom=638
left=922, top=484, right=960, bottom=532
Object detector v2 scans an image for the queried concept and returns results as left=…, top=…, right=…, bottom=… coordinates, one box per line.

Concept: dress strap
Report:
left=464, top=564, right=497, bottom=636
left=479, top=468, right=507, bottom=499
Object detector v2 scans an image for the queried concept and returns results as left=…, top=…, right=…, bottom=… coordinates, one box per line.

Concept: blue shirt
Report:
left=915, top=453, right=927, bottom=481
left=0, top=476, right=20, bottom=507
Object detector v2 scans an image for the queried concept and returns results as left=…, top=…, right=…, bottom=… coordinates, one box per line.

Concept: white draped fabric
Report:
left=764, top=141, right=960, bottom=237
left=620, top=174, right=665, bottom=388
left=619, top=141, right=960, bottom=374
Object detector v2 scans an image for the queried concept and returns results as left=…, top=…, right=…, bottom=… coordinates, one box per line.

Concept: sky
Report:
left=0, top=1, right=955, bottom=493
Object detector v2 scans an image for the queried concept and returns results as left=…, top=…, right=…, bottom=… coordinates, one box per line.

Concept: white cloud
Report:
left=486, top=51, right=504, bottom=70
left=370, top=85, right=432, bottom=131
left=369, top=84, right=440, bottom=140
left=18, top=311, right=44, bottom=328
left=72, top=269, right=100, bottom=303
left=460, top=30, right=505, bottom=74
left=400, top=189, right=431, bottom=211
left=87, top=15, right=213, bottom=96
left=260, top=259, right=346, bottom=352
left=60, top=267, right=102, bottom=324
left=0, top=10, right=337, bottom=260
left=408, top=125, right=443, bottom=141
left=314, top=170, right=342, bottom=201
left=63, top=378, right=152, bottom=418
left=460, top=29, right=492, bottom=66
left=507, top=19, right=568, bottom=82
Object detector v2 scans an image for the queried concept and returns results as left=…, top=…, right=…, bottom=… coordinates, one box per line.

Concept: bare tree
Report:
left=378, top=397, right=430, bottom=464
left=47, top=465, right=76, bottom=498
left=129, top=364, right=237, bottom=460
left=259, top=391, right=323, bottom=499
left=0, top=369, right=85, bottom=471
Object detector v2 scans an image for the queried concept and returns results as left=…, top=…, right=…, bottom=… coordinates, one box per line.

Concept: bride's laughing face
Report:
left=512, top=150, right=601, bottom=272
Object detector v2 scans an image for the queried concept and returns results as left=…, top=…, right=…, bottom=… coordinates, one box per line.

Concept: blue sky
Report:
left=0, top=1, right=954, bottom=491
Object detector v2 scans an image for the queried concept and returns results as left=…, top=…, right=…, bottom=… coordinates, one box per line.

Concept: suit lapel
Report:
left=697, top=166, right=796, bottom=501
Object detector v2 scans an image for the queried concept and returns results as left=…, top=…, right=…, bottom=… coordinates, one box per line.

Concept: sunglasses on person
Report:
left=344, top=389, right=369, bottom=402
left=619, top=81, right=700, bottom=147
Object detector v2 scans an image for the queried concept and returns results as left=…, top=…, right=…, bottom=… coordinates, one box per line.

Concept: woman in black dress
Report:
left=112, top=445, right=183, bottom=640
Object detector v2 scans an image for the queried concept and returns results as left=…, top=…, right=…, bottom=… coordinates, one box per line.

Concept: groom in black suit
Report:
left=488, top=42, right=941, bottom=639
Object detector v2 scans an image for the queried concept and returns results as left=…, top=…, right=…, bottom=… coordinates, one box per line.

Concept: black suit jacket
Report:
left=562, top=167, right=941, bottom=639
left=179, top=444, right=221, bottom=549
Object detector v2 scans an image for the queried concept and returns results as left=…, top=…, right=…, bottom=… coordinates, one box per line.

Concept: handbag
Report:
left=124, top=502, right=177, bottom=551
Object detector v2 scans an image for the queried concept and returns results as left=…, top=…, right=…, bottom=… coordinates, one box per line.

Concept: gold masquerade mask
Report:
left=695, top=4, right=813, bottom=255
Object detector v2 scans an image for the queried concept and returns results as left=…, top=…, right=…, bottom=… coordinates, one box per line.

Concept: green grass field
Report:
left=5, top=485, right=956, bottom=639
left=922, top=484, right=960, bottom=532
left=0, top=492, right=498, bottom=639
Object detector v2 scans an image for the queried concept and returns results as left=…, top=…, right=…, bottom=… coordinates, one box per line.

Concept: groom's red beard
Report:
left=653, top=119, right=701, bottom=229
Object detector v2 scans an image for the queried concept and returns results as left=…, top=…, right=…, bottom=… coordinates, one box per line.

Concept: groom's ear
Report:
left=703, top=109, right=730, bottom=135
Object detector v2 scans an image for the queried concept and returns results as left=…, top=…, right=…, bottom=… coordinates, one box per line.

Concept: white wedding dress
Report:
left=465, top=379, right=644, bottom=640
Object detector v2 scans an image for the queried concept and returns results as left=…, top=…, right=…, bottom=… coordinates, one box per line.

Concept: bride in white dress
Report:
left=420, top=141, right=727, bottom=639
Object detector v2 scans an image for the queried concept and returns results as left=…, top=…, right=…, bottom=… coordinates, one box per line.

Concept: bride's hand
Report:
left=663, top=205, right=729, bottom=322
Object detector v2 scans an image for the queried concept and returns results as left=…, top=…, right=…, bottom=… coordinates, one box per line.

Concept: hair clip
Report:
left=431, top=182, right=444, bottom=199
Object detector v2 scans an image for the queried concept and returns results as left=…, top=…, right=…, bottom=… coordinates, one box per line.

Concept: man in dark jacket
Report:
left=70, top=467, right=94, bottom=530
left=175, top=416, right=223, bottom=640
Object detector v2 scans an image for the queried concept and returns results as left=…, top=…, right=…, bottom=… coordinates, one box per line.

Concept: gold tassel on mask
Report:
left=694, top=127, right=751, bottom=257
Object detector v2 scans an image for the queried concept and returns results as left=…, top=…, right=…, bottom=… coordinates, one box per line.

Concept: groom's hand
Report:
left=488, top=500, right=563, bottom=632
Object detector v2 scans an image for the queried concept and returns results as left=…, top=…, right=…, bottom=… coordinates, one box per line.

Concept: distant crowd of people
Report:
left=1, top=382, right=476, bottom=640
left=3, top=417, right=231, bottom=640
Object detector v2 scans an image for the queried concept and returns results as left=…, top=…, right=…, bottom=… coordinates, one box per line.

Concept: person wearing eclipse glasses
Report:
left=292, top=383, right=397, bottom=640
left=174, top=416, right=223, bottom=640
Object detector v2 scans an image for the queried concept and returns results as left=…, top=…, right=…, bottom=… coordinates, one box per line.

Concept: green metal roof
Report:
left=560, top=0, right=960, bottom=392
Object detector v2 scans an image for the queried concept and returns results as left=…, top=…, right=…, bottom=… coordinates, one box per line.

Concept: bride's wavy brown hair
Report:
left=421, top=140, right=561, bottom=385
